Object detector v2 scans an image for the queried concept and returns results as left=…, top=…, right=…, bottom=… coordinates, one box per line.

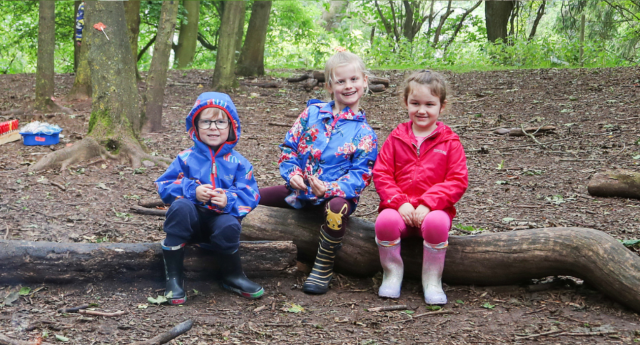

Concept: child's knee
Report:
left=375, top=208, right=404, bottom=241
left=325, top=198, right=351, bottom=231
left=421, top=210, right=450, bottom=244
left=166, top=198, right=196, bottom=217
left=210, top=216, right=241, bottom=253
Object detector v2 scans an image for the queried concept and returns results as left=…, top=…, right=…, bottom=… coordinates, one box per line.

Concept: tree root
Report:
left=29, top=137, right=170, bottom=174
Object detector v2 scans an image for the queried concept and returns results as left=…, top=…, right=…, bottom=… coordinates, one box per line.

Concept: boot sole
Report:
left=168, top=297, right=187, bottom=305
left=222, top=284, right=264, bottom=299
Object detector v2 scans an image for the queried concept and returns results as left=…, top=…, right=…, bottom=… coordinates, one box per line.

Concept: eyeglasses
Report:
left=198, top=119, right=230, bottom=130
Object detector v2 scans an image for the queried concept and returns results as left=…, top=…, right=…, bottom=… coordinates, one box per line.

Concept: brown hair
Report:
left=402, top=70, right=447, bottom=106
left=324, top=51, right=369, bottom=98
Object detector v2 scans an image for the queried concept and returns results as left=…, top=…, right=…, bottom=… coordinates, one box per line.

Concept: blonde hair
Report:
left=402, top=70, right=448, bottom=106
left=200, top=107, right=225, bottom=119
left=324, top=51, right=369, bottom=98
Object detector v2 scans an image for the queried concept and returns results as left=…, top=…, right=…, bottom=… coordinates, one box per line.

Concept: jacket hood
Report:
left=186, top=92, right=241, bottom=156
left=392, top=121, right=460, bottom=144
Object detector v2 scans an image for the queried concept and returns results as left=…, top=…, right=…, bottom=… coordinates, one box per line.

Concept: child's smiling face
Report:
left=406, top=84, right=446, bottom=136
left=197, top=108, right=230, bottom=148
left=327, top=63, right=368, bottom=113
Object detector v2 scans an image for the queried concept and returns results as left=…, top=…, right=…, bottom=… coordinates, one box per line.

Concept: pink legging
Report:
left=375, top=208, right=450, bottom=245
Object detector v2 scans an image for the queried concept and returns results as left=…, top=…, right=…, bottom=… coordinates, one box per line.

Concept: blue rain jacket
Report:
left=155, top=92, right=260, bottom=218
left=278, top=100, right=378, bottom=210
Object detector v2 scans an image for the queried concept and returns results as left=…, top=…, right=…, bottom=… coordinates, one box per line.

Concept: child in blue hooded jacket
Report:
left=155, top=92, right=263, bottom=304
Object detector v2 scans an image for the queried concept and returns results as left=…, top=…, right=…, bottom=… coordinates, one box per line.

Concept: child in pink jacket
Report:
left=372, top=70, right=468, bottom=305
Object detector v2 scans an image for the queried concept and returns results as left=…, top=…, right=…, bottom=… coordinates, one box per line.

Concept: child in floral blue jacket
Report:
left=260, top=50, right=378, bottom=294
left=155, top=92, right=263, bottom=304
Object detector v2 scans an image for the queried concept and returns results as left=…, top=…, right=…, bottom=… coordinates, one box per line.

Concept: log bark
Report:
left=239, top=206, right=640, bottom=313
left=0, top=240, right=296, bottom=284
left=588, top=170, right=640, bottom=199
left=494, top=125, right=555, bottom=136
left=369, top=84, right=386, bottom=93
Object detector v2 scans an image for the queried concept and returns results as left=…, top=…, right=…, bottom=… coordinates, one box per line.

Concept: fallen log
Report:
left=240, top=80, right=282, bottom=88
left=287, top=70, right=389, bottom=86
left=0, top=240, right=296, bottom=284
left=240, top=206, right=640, bottom=313
left=588, top=169, right=640, bottom=200
left=131, top=205, right=166, bottom=217
left=369, top=84, right=386, bottom=93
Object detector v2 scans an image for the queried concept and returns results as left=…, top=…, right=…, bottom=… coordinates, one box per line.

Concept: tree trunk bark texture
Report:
left=240, top=206, right=640, bottom=313
left=144, top=0, right=179, bottom=133
left=236, top=1, right=272, bottom=77
left=124, top=0, right=141, bottom=66
left=35, top=0, right=57, bottom=112
left=321, top=1, right=348, bottom=31
left=588, top=170, right=640, bottom=199
left=175, top=0, right=200, bottom=69
left=68, top=36, right=91, bottom=100
left=0, top=240, right=296, bottom=284
left=211, top=0, right=245, bottom=91
left=234, top=1, right=247, bottom=56
left=485, top=0, right=514, bottom=43
left=73, top=1, right=81, bottom=72
left=85, top=1, right=142, bottom=138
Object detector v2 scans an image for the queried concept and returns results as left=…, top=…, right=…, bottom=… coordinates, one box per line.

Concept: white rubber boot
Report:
left=422, top=241, right=448, bottom=305
left=376, top=237, right=403, bottom=298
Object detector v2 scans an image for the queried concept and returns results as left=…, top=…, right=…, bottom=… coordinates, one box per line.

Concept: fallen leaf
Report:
left=4, top=291, right=19, bottom=306
left=96, top=183, right=110, bottom=191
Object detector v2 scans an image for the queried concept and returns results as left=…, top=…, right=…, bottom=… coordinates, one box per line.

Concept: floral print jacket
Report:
left=279, top=100, right=378, bottom=210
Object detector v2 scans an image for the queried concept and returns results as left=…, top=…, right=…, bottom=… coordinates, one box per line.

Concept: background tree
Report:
left=485, top=0, right=515, bottom=43
left=31, top=1, right=167, bottom=172
left=73, top=1, right=81, bottom=72
left=144, top=0, right=179, bottom=133
left=35, top=0, right=58, bottom=112
left=124, top=0, right=141, bottom=61
left=234, top=1, right=248, bottom=56
left=236, top=1, right=272, bottom=76
left=322, top=0, right=348, bottom=31
left=67, top=38, right=91, bottom=100
left=211, top=1, right=245, bottom=91
left=175, top=0, right=200, bottom=69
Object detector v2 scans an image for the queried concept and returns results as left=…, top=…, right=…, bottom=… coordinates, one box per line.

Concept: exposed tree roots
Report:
left=28, top=137, right=170, bottom=174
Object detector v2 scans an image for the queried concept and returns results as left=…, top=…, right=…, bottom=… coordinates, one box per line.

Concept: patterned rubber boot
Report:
left=302, top=228, right=343, bottom=294
left=161, top=240, right=187, bottom=305
left=218, top=250, right=264, bottom=299
left=376, top=237, right=403, bottom=298
left=422, top=241, right=448, bottom=305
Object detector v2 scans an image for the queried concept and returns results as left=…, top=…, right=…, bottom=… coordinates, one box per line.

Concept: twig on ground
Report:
left=551, top=330, right=618, bottom=337
left=520, top=124, right=547, bottom=148
left=515, top=329, right=564, bottom=339
left=57, top=304, right=89, bottom=313
left=268, top=122, right=292, bottom=127
left=131, top=319, right=194, bottom=345
left=78, top=309, right=127, bottom=317
left=4, top=224, right=9, bottom=240
left=394, top=309, right=454, bottom=323
left=367, top=305, right=408, bottom=312
left=50, top=181, right=66, bottom=191
left=130, top=205, right=167, bottom=217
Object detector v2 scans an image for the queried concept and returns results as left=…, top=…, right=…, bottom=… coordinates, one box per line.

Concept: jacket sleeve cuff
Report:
left=385, top=194, right=410, bottom=210
left=184, top=181, right=198, bottom=203
left=221, top=190, right=237, bottom=213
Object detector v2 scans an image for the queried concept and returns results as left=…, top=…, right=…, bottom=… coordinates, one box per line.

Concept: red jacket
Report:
left=373, top=122, right=468, bottom=220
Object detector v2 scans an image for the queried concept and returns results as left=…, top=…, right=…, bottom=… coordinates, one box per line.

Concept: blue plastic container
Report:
left=20, top=131, right=61, bottom=146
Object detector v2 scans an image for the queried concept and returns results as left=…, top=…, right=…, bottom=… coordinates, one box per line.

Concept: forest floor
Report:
left=0, top=67, right=640, bottom=344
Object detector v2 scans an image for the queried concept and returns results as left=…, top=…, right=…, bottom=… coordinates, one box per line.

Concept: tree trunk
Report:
left=35, top=0, right=58, bottom=112
left=29, top=1, right=172, bottom=173
left=588, top=170, right=640, bottom=199
left=431, top=0, right=453, bottom=47
left=211, top=0, right=245, bottom=91
left=321, top=0, right=348, bottom=31
left=124, top=0, right=141, bottom=66
left=144, top=0, right=179, bottom=133
left=485, top=0, right=514, bottom=43
left=235, top=1, right=247, bottom=55
left=238, top=206, right=640, bottom=314
left=0, top=240, right=296, bottom=284
left=236, top=1, right=272, bottom=77
left=175, top=0, right=200, bottom=69
left=67, top=35, right=91, bottom=100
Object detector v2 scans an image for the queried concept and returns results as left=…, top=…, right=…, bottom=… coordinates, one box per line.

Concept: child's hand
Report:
left=290, top=175, right=307, bottom=191
left=398, top=203, right=416, bottom=227
left=196, top=184, right=215, bottom=203
left=413, top=205, right=431, bottom=228
left=308, top=176, right=327, bottom=198
left=210, top=188, right=228, bottom=208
